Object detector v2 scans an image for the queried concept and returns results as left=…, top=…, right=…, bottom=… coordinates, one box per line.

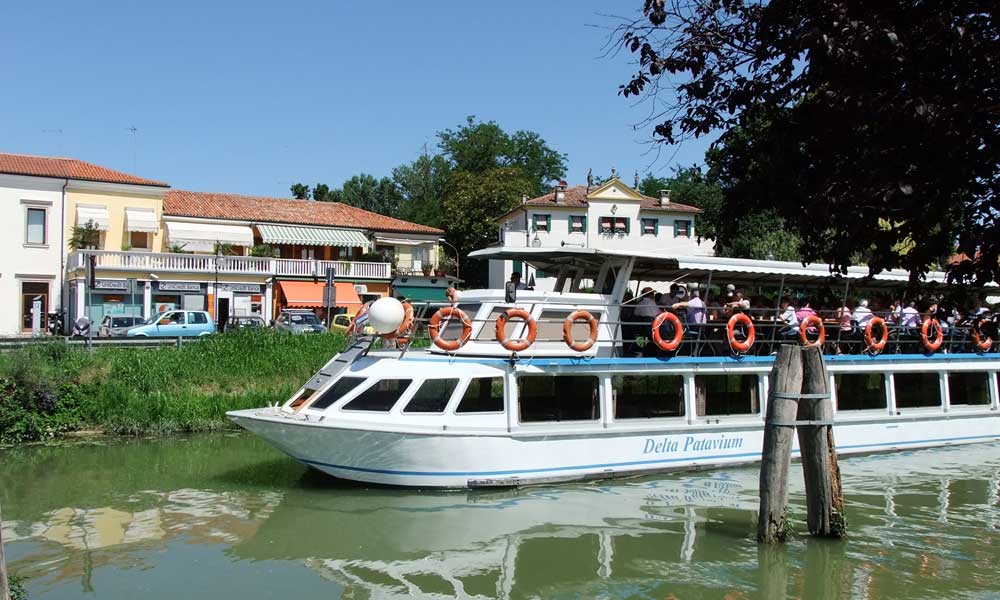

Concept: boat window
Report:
left=342, top=379, right=413, bottom=412
left=612, top=374, right=685, bottom=419
left=834, top=373, right=887, bottom=411
left=948, top=372, right=991, bottom=406
left=476, top=307, right=520, bottom=341
left=308, top=377, right=367, bottom=410
left=455, top=377, right=504, bottom=413
left=536, top=309, right=603, bottom=344
left=518, top=376, right=600, bottom=422
left=289, top=387, right=317, bottom=411
left=403, top=378, right=460, bottom=413
left=694, top=375, right=759, bottom=416
left=441, top=303, right=481, bottom=339
left=894, top=373, right=941, bottom=409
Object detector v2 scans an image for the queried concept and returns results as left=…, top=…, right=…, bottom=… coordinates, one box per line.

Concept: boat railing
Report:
left=371, top=299, right=1000, bottom=358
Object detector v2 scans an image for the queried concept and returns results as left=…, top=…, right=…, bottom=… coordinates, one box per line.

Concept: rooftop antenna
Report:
left=126, top=125, right=138, bottom=172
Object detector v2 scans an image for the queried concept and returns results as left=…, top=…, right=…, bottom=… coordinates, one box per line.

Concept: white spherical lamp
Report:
left=367, top=297, right=405, bottom=335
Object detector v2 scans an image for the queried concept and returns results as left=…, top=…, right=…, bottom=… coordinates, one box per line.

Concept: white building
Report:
left=0, top=172, right=65, bottom=335
left=489, top=177, right=714, bottom=289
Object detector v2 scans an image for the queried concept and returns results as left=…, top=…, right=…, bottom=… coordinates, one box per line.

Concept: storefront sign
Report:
left=94, top=279, right=128, bottom=291
left=158, top=282, right=202, bottom=292
left=223, top=284, right=262, bottom=293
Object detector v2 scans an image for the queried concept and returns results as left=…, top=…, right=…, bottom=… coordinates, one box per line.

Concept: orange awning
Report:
left=278, top=281, right=362, bottom=309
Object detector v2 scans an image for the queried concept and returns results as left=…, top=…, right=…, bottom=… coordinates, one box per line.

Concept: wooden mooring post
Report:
left=758, top=345, right=846, bottom=543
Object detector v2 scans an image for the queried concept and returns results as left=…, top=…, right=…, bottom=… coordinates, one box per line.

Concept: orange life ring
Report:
left=864, top=317, right=888, bottom=353
left=563, top=310, right=599, bottom=352
left=428, top=306, right=472, bottom=351
left=346, top=303, right=369, bottom=336
left=727, top=313, right=755, bottom=353
left=799, top=315, right=825, bottom=347
left=972, top=318, right=992, bottom=352
left=496, top=308, right=537, bottom=352
left=651, top=311, right=684, bottom=352
left=920, top=318, right=943, bottom=353
left=381, top=302, right=414, bottom=344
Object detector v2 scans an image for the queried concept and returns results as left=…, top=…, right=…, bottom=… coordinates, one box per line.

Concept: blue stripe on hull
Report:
left=400, top=353, right=998, bottom=367
left=297, top=433, right=1000, bottom=478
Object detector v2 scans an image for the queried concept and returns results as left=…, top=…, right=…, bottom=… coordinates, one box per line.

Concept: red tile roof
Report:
left=521, top=185, right=701, bottom=213
left=163, top=190, right=443, bottom=235
left=0, top=152, right=169, bottom=187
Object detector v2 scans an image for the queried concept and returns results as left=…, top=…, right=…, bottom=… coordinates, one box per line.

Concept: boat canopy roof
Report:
left=469, top=246, right=973, bottom=289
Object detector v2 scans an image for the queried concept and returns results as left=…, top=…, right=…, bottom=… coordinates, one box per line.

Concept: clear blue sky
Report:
left=1, top=1, right=715, bottom=197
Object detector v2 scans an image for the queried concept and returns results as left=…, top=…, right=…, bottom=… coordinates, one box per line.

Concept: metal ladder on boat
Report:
left=302, top=336, right=374, bottom=390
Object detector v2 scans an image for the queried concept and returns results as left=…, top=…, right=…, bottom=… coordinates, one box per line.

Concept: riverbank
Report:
left=0, top=330, right=347, bottom=444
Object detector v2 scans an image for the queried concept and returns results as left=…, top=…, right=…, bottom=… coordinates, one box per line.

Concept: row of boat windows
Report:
left=301, top=371, right=994, bottom=421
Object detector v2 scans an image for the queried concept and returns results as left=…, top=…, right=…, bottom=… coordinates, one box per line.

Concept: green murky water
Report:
left=3, top=433, right=1000, bottom=599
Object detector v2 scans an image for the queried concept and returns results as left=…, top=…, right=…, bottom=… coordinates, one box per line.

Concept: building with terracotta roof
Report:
left=489, top=177, right=714, bottom=289
left=0, top=151, right=170, bottom=335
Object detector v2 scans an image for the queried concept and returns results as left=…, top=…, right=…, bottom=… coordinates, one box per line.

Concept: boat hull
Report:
left=228, top=408, right=1000, bottom=488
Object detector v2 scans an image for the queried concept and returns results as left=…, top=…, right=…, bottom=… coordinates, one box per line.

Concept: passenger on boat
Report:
left=724, top=288, right=750, bottom=316
left=901, top=301, right=921, bottom=330
left=778, top=297, right=800, bottom=338
left=510, top=272, right=530, bottom=291
left=853, top=299, right=874, bottom=328
left=672, top=289, right=706, bottom=329
left=634, top=287, right=661, bottom=319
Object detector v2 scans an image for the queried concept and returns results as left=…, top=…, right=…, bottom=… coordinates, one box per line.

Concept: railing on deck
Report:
left=68, top=250, right=392, bottom=279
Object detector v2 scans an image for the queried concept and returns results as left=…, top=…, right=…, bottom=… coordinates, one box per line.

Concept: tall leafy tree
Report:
left=392, top=150, right=452, bottom=229
left=616, top=0, right=1000, bottom=282
left=290, top=183, right=310, bottom=200
left=341, top=173, right=402, bottom=217
left=438, top=116, right=567, bottom=197
left=442, top=168, right=534, bottom=287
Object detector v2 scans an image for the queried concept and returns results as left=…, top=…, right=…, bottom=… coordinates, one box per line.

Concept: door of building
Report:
left=20, top=281, right=49, bottom=332
left=217, top=297, right=230, bottom=328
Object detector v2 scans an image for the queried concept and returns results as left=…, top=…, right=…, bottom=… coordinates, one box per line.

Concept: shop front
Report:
left=70, top=278, right=145, bottom=325
left=275, top=280, right=362, bottom=319
left=214, top=283, right=265, bottom=318
left=152, top=281, right=207, bottom=315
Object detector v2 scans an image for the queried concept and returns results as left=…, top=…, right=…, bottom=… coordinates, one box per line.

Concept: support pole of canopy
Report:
left=836, top=279, right=851, bottom=350
left=771, top=275, right=787, bottom=347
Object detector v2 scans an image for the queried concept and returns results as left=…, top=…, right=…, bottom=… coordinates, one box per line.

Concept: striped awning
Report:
left=125, top=207, right=158, bottom=233
left=257, top=224, right=370, bottom=248
left=165, top=221, right=254, bottom=252
left=76, top=204, right=111, bottom=231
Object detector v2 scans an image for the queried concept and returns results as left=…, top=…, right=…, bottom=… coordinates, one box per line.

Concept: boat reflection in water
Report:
left=5, top=435, right=1000, bottom=598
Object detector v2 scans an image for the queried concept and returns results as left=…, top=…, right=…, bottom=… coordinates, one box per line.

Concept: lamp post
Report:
left=437, top=238, right=460, bottom=279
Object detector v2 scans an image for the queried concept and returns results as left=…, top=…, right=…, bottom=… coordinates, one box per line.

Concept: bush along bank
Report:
left=0, top=330, right=347, bottom=444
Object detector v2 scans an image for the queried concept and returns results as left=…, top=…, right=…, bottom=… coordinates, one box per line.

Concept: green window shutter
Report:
left=531, top=214, right=538, bottom=231
left=513, top=260, right=522, bottom=275
left=673, top=220, right=680, bottom=238
left=624, top=218, right=630, bottom=234
left=581, top=215, right=587, bottom=232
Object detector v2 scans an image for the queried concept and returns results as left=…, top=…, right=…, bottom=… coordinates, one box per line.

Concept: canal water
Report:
left=3, top=433, right=1000, bottom=599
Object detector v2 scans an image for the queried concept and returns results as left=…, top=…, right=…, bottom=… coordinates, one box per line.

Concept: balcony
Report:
left=67, top=250, right=393, bottom=280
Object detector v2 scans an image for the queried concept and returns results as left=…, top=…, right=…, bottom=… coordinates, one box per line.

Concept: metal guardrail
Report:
left=0, top=336, right=193, bottom=351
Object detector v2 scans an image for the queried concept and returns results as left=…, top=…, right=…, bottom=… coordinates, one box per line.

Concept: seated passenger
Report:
left=672, top=290, right=706, bottom=329
left=853, top=299, right=874, bottom=328
left=900, top=301, right=921, bottom=332
left=634, top=287, right=661, bottom=320
left=778, top=298, right=800, bottom=337
left=724, top=288, right=750, bottom=316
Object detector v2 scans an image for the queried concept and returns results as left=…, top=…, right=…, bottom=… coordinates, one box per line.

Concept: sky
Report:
left=0, top=1, right=716, bottom=198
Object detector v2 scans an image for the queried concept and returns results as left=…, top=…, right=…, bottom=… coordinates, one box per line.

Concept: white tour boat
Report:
left=228, top=247, right=1000, bottom=488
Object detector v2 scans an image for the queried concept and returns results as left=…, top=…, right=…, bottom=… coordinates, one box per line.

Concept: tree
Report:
left=341, top=173, right=402, bottom=217
left=68, top=221, right=101, bottom=250
left=312, top=183, right=331, bottom=201
left=438, top=116, right=567, bottom=197
left=290, top=183, right=310, bottom=200
left=442, top=168, right=535, bottom=287
left=392, top=150, right=452, bottom=228
left=616, top=1, right=1000, bottom=282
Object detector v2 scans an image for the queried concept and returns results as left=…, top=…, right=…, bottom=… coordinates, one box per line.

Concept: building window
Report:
left=130, top=231, right=150, bottom=250
left=600, top=217, right=630, bottom=234
left=674, top=220, right=692, bottom=238
left=25, top=207, right=47, bottom=245
left=641, top=218, right=658, bottom=236
left=570, top=215, right=586, bottom=233
left=533, top=214, right=551, bottom=233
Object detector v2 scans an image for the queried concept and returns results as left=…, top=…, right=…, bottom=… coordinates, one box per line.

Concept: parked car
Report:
left=127, top=310, right=216, bottom=337
left=329, top=312, right=374, bottom=336
left=99, top=315, right=144, bottom=337
left=225, top=315, right=267, bottom=331
left=273, top=309, right=327, bottom=334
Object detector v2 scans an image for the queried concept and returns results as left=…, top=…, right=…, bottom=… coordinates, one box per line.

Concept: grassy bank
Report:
left=0, top=330, right=347, bottom=444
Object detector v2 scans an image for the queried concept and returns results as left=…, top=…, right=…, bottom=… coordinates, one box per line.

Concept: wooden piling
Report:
left=799, top=347, right=846, bottom=537
left=1, top=502, right=11, bottom=600
left=757, top=344, right=803, bottom=543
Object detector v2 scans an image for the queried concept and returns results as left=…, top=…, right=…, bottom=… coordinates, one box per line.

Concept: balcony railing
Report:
left=68, top=250, right=392, bottom=279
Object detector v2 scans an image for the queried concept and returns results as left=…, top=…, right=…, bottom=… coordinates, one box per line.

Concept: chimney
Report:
left=659, top=189, right=671, bottom=207
left=521, top=193, right=528, bottom=204
left=554, top=181, right=567, bottom=204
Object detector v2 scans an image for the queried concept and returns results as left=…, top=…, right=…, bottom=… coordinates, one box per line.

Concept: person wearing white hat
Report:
left=853, top=299, right=873, bottom=328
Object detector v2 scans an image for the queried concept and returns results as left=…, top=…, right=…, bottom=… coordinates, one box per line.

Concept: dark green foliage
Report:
left=290, top=183, right=310, bottom=200
left=9, top=575, right=27, bottom=600
left=0, top=330, right=347, bottom=444
left=618, top=0, right=1000, bottom=281
left=340, top=173, right=402, bottom=216
left=68, top=221, right=101, bottom=250
left=393, top=151, right=452, bottom=229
